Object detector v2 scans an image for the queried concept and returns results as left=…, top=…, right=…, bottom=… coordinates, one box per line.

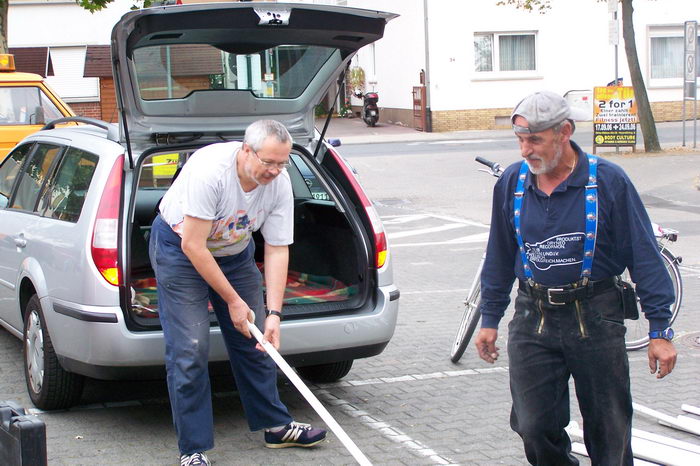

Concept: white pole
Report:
left=633, top=402, right=700, bottom=436
left=247, top=320, right=372, bottom=466
left=681, top=404, right=700, bottom=416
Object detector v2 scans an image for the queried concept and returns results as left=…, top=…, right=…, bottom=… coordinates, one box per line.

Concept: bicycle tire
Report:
left=450, top=289, right=482, bottom=363
left=624, top=247, right=683, bottom=351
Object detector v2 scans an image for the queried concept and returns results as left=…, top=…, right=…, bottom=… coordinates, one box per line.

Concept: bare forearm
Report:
left=264, top=244, right=289, bottom=311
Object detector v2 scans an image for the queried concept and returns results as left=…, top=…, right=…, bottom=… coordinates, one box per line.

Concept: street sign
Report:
left=593, top=86, right=637, bottom=147
left=608, top=19, right=619, bottom=46
left=685, top=21, right=697, bottom=83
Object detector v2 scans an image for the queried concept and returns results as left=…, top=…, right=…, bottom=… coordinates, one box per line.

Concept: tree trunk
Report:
left=622, top=0, right=661, bottom=152
left=0, top=0, right=8, bottom=54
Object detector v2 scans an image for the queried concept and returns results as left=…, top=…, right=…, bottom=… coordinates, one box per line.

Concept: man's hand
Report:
left=648, top=339, right=677, bottom=379
left=475, top=328, right=500, bottom=363
left=257, top=314, right=282, bottom=352
left=228, top=300, right=254, bottom=339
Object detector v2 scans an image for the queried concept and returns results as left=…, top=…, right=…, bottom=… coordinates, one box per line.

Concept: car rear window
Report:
left=132, top=44, right=335, bottom=100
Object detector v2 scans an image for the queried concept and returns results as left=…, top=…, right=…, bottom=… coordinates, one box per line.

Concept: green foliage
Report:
left=314, top=103, right=328, bottom=118
left=75, top=0, right=152, bottom=13
left=348, top=66, right=366, bottom=92
left=338, top=99, right=352, bottom=118
left=496, top=0, right=552, bottom=13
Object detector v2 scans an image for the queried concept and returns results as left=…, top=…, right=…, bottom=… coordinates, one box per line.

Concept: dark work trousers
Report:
left=507, top=286, right=633, bottom=466
left=149, top=215, right=292, bottom=455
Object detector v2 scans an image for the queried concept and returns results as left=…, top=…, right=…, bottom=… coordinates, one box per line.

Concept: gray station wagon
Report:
left=0, top=2, right=399, bottom=410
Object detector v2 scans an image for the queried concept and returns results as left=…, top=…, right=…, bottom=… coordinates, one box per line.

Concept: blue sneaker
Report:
left=180, top=452, right=210, bottom=466
left=264, top=421, right=327, bottom=448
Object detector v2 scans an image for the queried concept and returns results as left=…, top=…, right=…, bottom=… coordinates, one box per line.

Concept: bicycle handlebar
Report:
left=475, top=156, right=503, bottom=177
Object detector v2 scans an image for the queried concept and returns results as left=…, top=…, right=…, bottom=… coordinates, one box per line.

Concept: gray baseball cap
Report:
left=511, top=90, right=585, bottom=134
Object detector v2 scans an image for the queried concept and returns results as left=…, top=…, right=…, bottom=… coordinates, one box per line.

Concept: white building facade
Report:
left=340, top=0, right=700, bottom=131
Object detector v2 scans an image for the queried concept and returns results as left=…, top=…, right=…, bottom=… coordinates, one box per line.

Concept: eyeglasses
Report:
left=251, top=149, right=290, bottom=170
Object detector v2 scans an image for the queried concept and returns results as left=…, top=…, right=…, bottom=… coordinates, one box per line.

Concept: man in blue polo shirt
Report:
left=474, top=91, right=677, bottom=465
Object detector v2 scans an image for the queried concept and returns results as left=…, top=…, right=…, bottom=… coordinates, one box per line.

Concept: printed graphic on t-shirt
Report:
left=208, top=211, right=257, bottom=252
left=525, top=232, right=585, bottom=271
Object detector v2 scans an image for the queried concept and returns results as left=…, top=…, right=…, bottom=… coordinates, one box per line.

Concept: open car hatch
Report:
left=110, top=2, right=396, bottom=153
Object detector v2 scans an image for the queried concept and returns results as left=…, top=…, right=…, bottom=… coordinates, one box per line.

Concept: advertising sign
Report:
left=152, top=153, right=179, bottom=178
left=593, top=86, right=637, bottom=146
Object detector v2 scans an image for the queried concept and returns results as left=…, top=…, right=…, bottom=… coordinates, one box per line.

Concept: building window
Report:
left=474, top=32, right=537, bottom=73
left=45, top=46, right=100, bottom=103
left=649, top=26, right=700, bottom=85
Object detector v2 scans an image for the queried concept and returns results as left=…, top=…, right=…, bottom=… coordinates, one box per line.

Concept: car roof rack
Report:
left=41, top=116, right=119, bottom=143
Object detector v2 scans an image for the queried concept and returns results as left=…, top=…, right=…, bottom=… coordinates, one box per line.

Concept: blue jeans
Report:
left=508, top=286, right=633, bottom=466
left=149, top=215, right=292, bottom=455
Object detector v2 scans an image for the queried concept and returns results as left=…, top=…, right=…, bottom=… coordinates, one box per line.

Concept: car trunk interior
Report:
left=125, top=144, right=370, bottom=329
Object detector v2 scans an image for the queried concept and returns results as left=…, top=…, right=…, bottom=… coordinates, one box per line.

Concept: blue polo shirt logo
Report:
left=525, top=232, right=585, bottom=271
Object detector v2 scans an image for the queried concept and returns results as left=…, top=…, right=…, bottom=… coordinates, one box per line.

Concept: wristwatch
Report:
left=648, top=327, right=674, bottom=341
left=266, top=309, right=283, bottom=320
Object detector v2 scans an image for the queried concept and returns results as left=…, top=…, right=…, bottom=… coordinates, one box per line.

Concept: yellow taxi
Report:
left=0, top=54, right=74, bottom=161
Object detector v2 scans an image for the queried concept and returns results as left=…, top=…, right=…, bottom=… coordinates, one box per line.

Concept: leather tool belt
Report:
left=518, top=277, right=617, bottom=306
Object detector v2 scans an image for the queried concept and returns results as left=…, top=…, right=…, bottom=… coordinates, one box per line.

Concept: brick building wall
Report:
left=430, top=107, right=513, bottom=132
left=650, top=101, right=686, bottom=122
left=69, top=102, right=101, bottom=119
left=100, top=78, right=119, bottom=123
left=413, top=101, right=688, bottom=132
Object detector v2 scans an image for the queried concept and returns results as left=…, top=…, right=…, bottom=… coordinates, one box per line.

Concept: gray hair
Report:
left=551, top=119, right=574, bottom=135
left=244, top=120, right=293, bottom=152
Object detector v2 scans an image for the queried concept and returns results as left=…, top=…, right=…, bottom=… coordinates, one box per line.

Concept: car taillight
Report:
left=327, top=148, right=388, bottom=269
left=91, top=156, right=124, bottom=286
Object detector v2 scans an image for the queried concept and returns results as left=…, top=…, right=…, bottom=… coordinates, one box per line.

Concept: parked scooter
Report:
left=354, top=90, right=379, bottom=127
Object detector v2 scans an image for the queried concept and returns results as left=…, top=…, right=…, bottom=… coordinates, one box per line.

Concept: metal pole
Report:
left=683, top=94, right=687, bottom=147
left=614, top=11, right=618, bottom=87
left=694, top=89, right=697, bottom=148
left=613, top=8, right=619, bottom=154
left=423, top=0, right=432, bottom=132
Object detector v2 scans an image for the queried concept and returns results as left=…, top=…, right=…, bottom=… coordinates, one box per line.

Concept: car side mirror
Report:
left=0, top=193, right=8, bottom=208
left=34, top=106, right=45, bottom=125
left=328, top=138, right=341, bottom=147
left=30, top=106, right=45, bottom=125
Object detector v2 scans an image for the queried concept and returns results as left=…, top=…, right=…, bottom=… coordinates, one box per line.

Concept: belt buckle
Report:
left=547, top=288, right=566, bottom=306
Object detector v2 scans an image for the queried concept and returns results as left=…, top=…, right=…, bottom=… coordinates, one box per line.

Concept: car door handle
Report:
left=14, top=237, right=27, bottom=248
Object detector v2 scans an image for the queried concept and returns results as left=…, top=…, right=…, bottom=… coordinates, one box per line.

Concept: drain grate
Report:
left=679, top=331, right=700, bottom=349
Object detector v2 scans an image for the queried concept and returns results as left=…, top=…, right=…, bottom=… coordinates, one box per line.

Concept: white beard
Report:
left=526, top=145, right=563, bottom=175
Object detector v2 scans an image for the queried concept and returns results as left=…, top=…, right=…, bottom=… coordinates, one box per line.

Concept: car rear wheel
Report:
left=23, top=294, right=84, bottom=410
left=296, top=360, right=353, bottom=383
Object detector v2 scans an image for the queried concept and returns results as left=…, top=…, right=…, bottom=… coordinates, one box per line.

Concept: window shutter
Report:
left=45, top=47, right=100, bottom=102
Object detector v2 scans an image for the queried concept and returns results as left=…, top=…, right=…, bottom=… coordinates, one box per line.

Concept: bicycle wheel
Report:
left=450, top=288, right=482, bottom=363
left=624, top=247, right=683, bottom=351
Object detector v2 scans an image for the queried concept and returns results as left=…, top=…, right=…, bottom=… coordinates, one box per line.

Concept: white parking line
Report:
left=381, top=213, right=489, bottom=228
left=387, top=223, right=469, bottom=239
left=391, top=232, right=489, bottom=247
left=381, top=214, right=430, bottom=225
left=401, top=288, right=469, bottom=295
left=428, top=139, right=497, bottom=145
left=315, top=389, right=457, bottom=465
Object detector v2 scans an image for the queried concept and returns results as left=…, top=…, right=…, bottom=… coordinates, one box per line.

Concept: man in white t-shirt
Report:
left=150, top=120, right=326, bottom=466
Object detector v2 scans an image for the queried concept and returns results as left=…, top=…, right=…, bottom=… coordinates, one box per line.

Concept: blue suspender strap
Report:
left=581, top=154, right=598, bottom=284
left=513, top=155, right=598, bottom=285
left=513, top=161, right=532, bottom=281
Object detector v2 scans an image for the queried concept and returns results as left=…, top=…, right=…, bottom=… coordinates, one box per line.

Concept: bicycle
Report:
left=449, top=156, right=683, bottom=363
